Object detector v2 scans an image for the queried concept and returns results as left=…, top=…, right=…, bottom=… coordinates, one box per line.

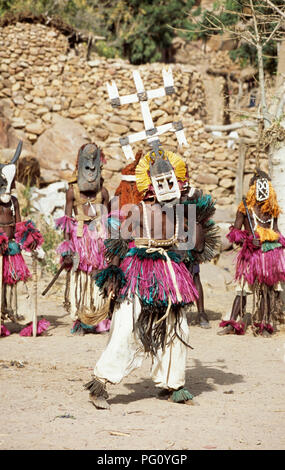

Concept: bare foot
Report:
left=73, top=328, right=85, bottom=336
left=185, top=399, right=199, bottom=406
left=262, top=329, right=272, bottom=338
left=217, top=325, right=235, bottom=336
left=89, top=394, right=110, bottom=410
left=197, top=313, right=211, bottom=329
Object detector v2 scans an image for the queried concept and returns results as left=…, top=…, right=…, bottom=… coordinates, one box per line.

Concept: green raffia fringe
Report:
left=61, top=250, right=72, bottom=257
left=261, top=241, right=282, bottom=252
left=183, top=193, right=213, bottom=208
left=107, top=216, right=120, bottom=232
left=95, top=265, right=126, bottom=289
left=183, top=193, right=216, bottom=223
left=186, top=223, right=220, bottom=264
left=206, top=218, right=215, bottom=227
left=5, top=240, right=21, bottom=256
left=185, top=250, right=195, bottom=263
left=104, top=238, right=130, bottom=259
left=126, top=247, right=181, bottom=263
left=170, top=387, right=194, bottom=403
left=71, top=320, right=95, bottom=334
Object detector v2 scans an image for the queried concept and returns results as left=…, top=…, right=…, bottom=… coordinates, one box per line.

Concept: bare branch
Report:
left=276, top=94, right=285, bottom=119
left=238, top=29, right=257, bottom=45
left=224, top=108, right=263, bottom=121
left=183, top=10, right=258, bottom=45
left=263, top=0, right=285, bottom=21
left=205, top=121, right=258, bottom=132
left=205, top=14, right=226, bottom=32
left=249, top=0, right=261, bottom=44
left=272, top=74, right=285, bottom=119
left=264, top=18, right=283, bottom=46
left=182, top=0, right=283, bottom=130
left=211, top=135, right=257, bottom=144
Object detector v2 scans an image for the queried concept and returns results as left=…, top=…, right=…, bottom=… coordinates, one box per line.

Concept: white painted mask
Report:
left=148, top=143, right=181, bottom=203
left=151, top=170, right=180, bottom=203
left=0, top=141, right=22, bottom=203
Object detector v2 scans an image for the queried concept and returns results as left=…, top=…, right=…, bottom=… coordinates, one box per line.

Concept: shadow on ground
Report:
left=106, top=358, right=244, bottom=406
left=187, top=358, right=244, bottom=396
left=2, top=312, right=69, bottom=334
left=187, top=309, right=222, bottom=324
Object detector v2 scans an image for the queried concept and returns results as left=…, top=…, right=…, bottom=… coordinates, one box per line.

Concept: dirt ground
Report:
left=1, top=251, right=285, bottom=451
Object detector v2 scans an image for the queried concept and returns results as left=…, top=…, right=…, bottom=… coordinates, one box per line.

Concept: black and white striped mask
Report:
left=256, top=177, right=269, bottom=202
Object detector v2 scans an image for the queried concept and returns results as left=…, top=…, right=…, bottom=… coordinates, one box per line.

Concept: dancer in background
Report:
left=113, top=149, right=143, bottom=211
left=0, top=141, right=44, bottom=337
left=56, top=143, right=111, bottom=335
left=181, top=178, right=219, bottom=329
left=218, top=169, right=285, bottom=337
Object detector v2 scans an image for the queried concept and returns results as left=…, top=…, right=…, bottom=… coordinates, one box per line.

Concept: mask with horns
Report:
left=0, top=140, right=22, bottom=203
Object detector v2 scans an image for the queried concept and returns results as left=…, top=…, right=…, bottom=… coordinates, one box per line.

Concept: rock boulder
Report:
left=33, top=115, right=90, bottom=181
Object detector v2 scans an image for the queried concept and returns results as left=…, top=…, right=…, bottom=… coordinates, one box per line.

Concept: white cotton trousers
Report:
left=93, top=297, right=190, bottom=390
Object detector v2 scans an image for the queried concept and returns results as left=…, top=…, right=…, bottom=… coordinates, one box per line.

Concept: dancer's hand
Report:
left=106, top=276, right=119, bottom=299
left=109, top=290, right=116, bottom=300
left=62, top=254, right=73, bottom=266
left=107, top=284, right=116, bottom=299
left=29, top=241, right=38, bottom=251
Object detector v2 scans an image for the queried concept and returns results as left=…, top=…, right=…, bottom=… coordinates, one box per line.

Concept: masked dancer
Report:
left=0, top=141, right=44, bottom=337
left=218, top=169, right=285, bottom=337
left=56, top=143, right=111, bottom=335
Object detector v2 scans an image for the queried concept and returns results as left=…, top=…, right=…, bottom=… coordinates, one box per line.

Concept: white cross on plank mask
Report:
left=151, top=170, right=181, bottom=203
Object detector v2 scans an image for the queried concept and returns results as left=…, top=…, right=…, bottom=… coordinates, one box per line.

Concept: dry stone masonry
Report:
left=0, top=21, right=268, bottom=215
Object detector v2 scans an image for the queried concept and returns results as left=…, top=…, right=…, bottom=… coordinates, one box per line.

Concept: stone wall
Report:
left=0, top=21, right=268, bottom=217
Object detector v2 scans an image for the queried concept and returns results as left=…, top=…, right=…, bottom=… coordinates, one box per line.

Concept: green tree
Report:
left=0, top=0, right=14, bottom=15
left=94, top=0, right=198, bottom=64
left=0, top=0, right=199, bottom=63
left=184, top=0, right=285, bottom=74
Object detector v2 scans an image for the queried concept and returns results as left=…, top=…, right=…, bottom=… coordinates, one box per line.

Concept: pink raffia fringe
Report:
left=3, top=253, right=31, bottom=285
left=95, top=319, right=111, bottom=333
left=235, top=242, right=285, bottom=286
left=253, top=322, right=274, bottom=335
left=1, top=325, right=11, bottom=337
left=19, top=318, right=50, bottom=337
left=15, top=221, right=44, bottom=252
left=219, top=320, right=245, bottom=335
left=120, top=255, right=198, bottom=305
left=227, top=227, right=248, bottom=245
left=229, top=230, right=285, bottom=286
left=56, top=216, right=107, bottom=273
left=0, top=232, right=9, bottom=250
left=278, top=234, right=285, bottom=247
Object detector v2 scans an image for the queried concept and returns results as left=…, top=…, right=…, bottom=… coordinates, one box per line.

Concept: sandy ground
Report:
left=1, top=251, right=285, bottom=451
